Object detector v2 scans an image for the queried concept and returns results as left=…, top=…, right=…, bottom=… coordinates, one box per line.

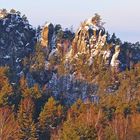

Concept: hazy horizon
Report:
left=1, top=0, right=140, bottom=43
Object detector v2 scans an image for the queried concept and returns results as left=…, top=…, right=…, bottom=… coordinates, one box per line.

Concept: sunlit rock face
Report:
left=40, top=23, right=55, bottom=50
left=110, top=45, right=120, bottom=67
left=65, top=15, right=140, bottom=73
left=70, top=15, right=106, bottom=56
left=0, top=9, right=36, bottom=82
left=40, top=22, right=74, bottom=56
left=65, top=15, right=120, bottom=72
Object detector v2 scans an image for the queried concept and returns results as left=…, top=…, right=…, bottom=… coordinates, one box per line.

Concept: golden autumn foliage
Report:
left=20, top=76, right=42, bottom=99
left=0, top=67, right=13, bottom=106
left=0, top=107, right=19, bottom=140
left=17, top=97, right=38, bottom=140
left=38, top=97, right=63, bottom=131
left=0, top=63, right=140, bottom=140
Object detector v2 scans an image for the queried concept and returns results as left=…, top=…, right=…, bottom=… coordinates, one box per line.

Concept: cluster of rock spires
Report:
left=0, top=10, right=140, bottom=104
left=40, top=22, right=74, bottom=58
left=69, top=17, right=140, bottom=72
left=40, top=13, right=140, bottom=74
left=38, top=14, right=140, bottom=103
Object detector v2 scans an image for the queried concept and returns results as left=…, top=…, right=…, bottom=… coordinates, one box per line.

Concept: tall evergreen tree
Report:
left=0, top=107, right=19, bottom=140
left=17, top=97, right=38, bottom=140
left=38, top=97, right=63, bottom=139
left=0, top=67, right=13, bottom=106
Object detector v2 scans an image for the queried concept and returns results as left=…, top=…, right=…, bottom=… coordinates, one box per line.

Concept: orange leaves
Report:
left=0, top=67, right=13, bottom=106
left=0, top=107, right=19, bottom=139
left=38, top=97, right=64, bottom=132
left=20, top=76, right=41, bottom=99
left=17, top=97, right=38, bottom=139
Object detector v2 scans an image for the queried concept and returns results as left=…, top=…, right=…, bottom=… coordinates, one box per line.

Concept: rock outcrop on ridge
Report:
left=65, top=14, right=140, bottom=73
left=0, top=10, right=140, bottom=104
left=38, top=14, right=140, bottom=104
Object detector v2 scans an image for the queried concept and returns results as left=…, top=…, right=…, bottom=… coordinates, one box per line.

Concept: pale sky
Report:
left=0, top=0, right=140, bottom=43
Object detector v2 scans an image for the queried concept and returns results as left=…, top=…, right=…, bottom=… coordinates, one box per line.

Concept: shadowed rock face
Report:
left=0, top=10, right=36, bottom=82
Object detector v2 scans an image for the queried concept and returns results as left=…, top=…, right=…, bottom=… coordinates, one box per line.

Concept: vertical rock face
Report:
left=110, top=45, right=120, bottom=67
left=40, top=22, right=74, bottom=56
left=64, top=15, right=140, bottom=72
left=40, top=23, right=54, bottom=50
left=41, top=23, right=49, bottom=47
left=65, top=15, right=119, bottom=72
left=71, top=15, right=106, bottom=55
left=0, top=10, right=36, bottom=82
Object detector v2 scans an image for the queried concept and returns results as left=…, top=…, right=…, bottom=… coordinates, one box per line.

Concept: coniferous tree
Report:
left=38, top=97, right=63, bottom=139
left=0, top=107, right=19, bottom=140
left=0, top=67, right=13, bottom=106
left=20, top=76, right=41, bottom=99
left=17, top=97, right=38, bottom=140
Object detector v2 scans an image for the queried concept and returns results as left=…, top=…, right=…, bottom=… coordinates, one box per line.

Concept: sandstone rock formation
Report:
left=63, top=15, right=140, bottom=73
